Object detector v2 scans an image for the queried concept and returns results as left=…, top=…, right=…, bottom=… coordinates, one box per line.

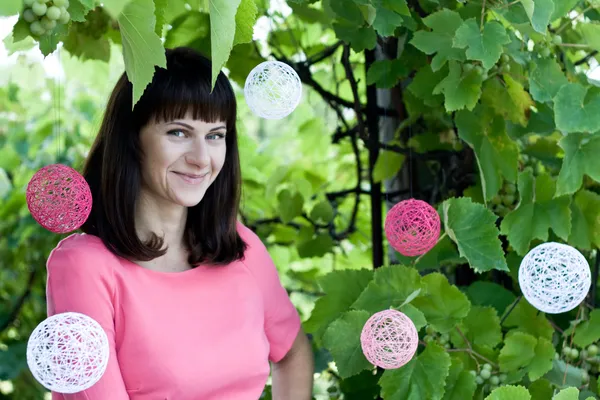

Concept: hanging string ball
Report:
left=361, top=309, right=419, bottom=369
left=384, top=199, right=441, bottom=257
left=243, top=60, right=302, bottom=119
left=26, top=312, right=110, bottom=394
left=519, top=242, right=591, bottom=314
left=26, top=164, right=92, bottom=234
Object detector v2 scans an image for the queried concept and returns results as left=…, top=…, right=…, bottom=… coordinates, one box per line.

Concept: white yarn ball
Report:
left=244, top=61, right=302, bottom=119
left=519, top=242, right=591, bottom=314
left=27, top=312, right=110, bottom=394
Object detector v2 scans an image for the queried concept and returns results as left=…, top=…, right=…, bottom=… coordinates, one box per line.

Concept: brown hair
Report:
left=81, top=47, right=247, bottom=266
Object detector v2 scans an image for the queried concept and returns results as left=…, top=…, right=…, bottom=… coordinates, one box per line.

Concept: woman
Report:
left=45, top=47, right=314, bottom=399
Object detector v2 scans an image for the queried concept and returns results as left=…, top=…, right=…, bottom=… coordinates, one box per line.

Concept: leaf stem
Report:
left=500, top=295, right=522, bottom=325
left=481, top=0, right=487, bottom=29
left=413, top=232, right=447, bottom=266
left=558, top=43, right=591, bottom=48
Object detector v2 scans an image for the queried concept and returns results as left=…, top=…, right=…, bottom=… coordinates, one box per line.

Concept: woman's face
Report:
left=138, top=112, right=227, bottom=208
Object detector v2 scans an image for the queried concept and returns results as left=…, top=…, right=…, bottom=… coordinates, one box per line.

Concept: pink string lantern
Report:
left=26, top=164, right=92, bottom=234
left=361, top=309, right=419, bottom=369
left=384, top=199, right=440, bottom=257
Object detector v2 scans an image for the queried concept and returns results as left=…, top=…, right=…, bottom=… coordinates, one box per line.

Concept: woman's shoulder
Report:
left=47, top=233, right=118, bottom=275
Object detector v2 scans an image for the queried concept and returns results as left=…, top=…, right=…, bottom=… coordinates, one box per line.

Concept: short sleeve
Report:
left=46, top=236, right=130, bottom=399
left=238, top=223, right=302, bottom=363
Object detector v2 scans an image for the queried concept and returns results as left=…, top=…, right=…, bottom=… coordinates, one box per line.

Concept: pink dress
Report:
left=46, top=222, right=301, bottom=399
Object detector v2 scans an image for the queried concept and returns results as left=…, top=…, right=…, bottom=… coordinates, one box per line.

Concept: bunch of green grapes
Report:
left=22, top=0, right=70, bottom=37
left=423, top=326, right=451, bottom=349
left=469, top=364, right=507, bottom=394
left=560, top=343, right=599, bottom=384
left=490, top=181, right=517, bottom=217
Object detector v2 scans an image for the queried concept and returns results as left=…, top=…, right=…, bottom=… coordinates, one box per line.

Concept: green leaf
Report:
left=366, top=59, right=408, bottom=89
left=485, top=385, right=532, bottom=400
left=277, top=189, right=304, bottom=223
left=309, top=200, right=334, bottom=224
left=372, top=0, right=407, bottom=37
left=528, top=57, right=568, bottom=103
left=499, top=331, right=537, bottom=372
left=442, top=358, right=477, bottom=400
left=305, top=269, right=374, bottom=342
left=550, top=0, right=578, bottom=20
left=453, top=19, right=511, bottom=70
left=502, top=300, right=554, bottom=340
left=442, top=197, right=509, bottom=273
left=455, top=105, right=519, bottom=201
left=0, top=0, right=21, bottom=16
left=118, top=0, right=167, bottom=108
left=433, top=61, right=484, bottom=112
left=545, top=359, right=585, bottom=389
left=407, top=64, right=446, bottom=107
left=482, top=74, right=534, bottom=127
left=39, top=23, right=69, bottom=56
left=411, top=273, right=471, bottom=333
left=580, top=23, right=600, bottom=52
left=297, top=233, right=334, bottom=258
left=379, top=343, right=451, bottom=400
left=500, top=169, right=571, bottom=255
left=452, top=306, right=502, bottom=348
left=574, top=309, right=600, bottom=348
left=154, top=0, right=168, bottom=36
left=373, top=150, right=405, bottom=182
left=101, top=0, right=132, bottom=18
left=69, top=0, right=95, bottom=22
left=399, top=303, right=427, bottom=330
left=164, top=11, right=210, bottom=49
left=553, top=387, right=579, bottom=399
left=569, top=190, right=600, bottom=250
left=556, top=133, right=600, bottom=197
left=409, top=9, right=465, bottom=71
left=331, top=0, right=364, bottom=24
left=209, top=0, right=242, bottom=89
left=554, top=83, right=600, bottom=133
left=466, top=281, right=516, bottom=315
left=528, top=337, right=555, bottom=381
left=233, top=0, right=257, bottom=46
left=528, top=379, right=554, bottom=400
left=352, top=265, right=423, bottom=314
left=323, top=310, right=373, bottom=378
left=333, top=23, right=377, bottom=52
left=520, top=0, right=554, bottom=33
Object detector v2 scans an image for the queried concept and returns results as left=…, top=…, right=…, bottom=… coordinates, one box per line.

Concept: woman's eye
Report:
left=167, top=130, right=185, bottom=137
left=207, top=133, right=226, bottom=140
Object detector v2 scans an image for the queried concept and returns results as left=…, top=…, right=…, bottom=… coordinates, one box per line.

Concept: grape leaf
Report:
left=233, top=0, right=257, bottom=46
left=373, top=149, right=405, bottom=181
left=573, top=309, right=600, bottom=348
left=482, top=74, right=533, bottom=126
left=453, top=19, right=511, bottom=69
left=399, top=303, right=427, bottom=331
left=500, top=169, right=571, bottom=256
left=451, top=306, right=502, bottom=349
left=367, top=59, right=409, bottom=89
left=552, top=387, right=579, bottom=400
left=118, top=0, right=167, bottom=108
left=556, top=133, right=600, bottom=196
left=0, top=0, right=21, bottom=16
left=502, top=300, right=554, bottom=340
left=528, top=57, right=568, bottom=103
left=407, top=64, right=446, bottom=107
left=550, top=0, right=578, bottom=20
left=442, top=358, right=477, bottom=400
left=545, top=359, right=585, bottom=389
left=499, top=332, right=537, bottom=372
left=379, top=343, right=451, bottom=400
left=209, top=0, right=242, bottom=89
left=411, top=273, right=471, bottom=333
left=466, top=281, right=516, bottom=315
left=154, top=0, right=168, bottom=36
left=528, top=379, right=554, bottom=399
left=322, top=310, right=373, bottom=378
left=333, top=24, right=377, bottom=52
left=305, top=269, right=373, bottom=343
left=352, top=265, right=423, bottom=314
left=433, top=61, right=484, bottom=112
left=442, top=197, right=509, bottom=273
left=580, top=23, right=600, bottom=52
left=101, top=0, right=132, bottom=18
left=277, top=189, right=304, bottom=223
left=528, top=337, right=555, bottom=381
left=69, top=0, right=95, bottom=22
left=485, top=386, right=532, bottom=400
left=39, top=23, right=69, bottom=56
left=569, top=189, right=600, bottom=250
left=372, top=0, right=407, bottom=37
left=409, top=9, right=465, bottom=71
left=63, top=29, right=111, bottom=62
left=455, top=104, right=519, bottom=201
left=520, top=0, right=554, bottom=33
left=554, top=83, right=600, bottom=133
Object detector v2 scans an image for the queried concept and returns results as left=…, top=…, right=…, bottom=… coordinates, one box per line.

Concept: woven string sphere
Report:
left=360, top=309, right=419, bottom=369
left=244, top=61, right=302, bottom=119
left=27, top=312, right=109, bottom=394
left=384, top=199, right=441, bottom=257
left=26, top=164, right=92, bottom=234
left=519, top=242, right=591, bottom=314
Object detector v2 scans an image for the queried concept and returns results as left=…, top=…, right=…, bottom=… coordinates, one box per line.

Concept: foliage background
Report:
left=2, top=0, right=600, bottom=399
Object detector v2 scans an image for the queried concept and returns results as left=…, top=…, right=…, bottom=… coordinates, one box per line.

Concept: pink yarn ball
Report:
left=384, top=199, right=440, bottom=257
left=361, top=309, right=419, bottom=369
left=26, top=164, right=92, bottom=234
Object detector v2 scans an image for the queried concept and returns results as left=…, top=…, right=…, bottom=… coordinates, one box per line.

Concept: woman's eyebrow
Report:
left=166, top=122, right=226, bottom=132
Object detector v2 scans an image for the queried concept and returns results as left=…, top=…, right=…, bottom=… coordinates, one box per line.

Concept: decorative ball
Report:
left=244, top=61, right=302, bottom=119
left=27, top=312, right=110, bottom=394
left=519, top=242, right=591, bottom=314
left=26, top=164, right=92, bottom=234
left=384, top=199, right=441, bottom=257
left=361, top=309, right=419, bottom=369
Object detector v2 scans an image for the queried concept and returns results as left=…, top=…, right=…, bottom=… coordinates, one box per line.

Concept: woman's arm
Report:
left=271, top=328, right=314, bottom=400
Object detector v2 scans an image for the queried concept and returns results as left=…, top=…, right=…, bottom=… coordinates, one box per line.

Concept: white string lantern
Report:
left=27, top=312, right=109, bottom=394
left=244, top=61, right=302, bottom=119
left=519, top=242, right=591, bottom=314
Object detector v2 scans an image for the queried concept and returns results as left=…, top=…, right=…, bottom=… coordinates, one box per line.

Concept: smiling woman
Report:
left=44, top=47, right=314, bottom=400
